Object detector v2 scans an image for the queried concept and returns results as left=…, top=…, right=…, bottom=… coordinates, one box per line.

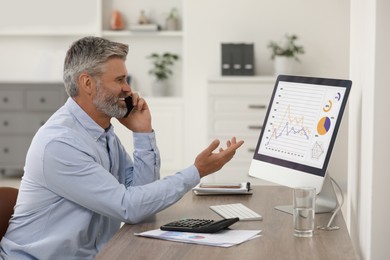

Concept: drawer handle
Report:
left=40, top=97, right=46, bottom=103
left=3, top=147, right=9, bottom=153
left=3, top=120, right=9, bottom=126
left=248, top=125, right=262, bottom=130
left=248, top=148, right=256, bottom=153
left=248, top=104, right=266, bottom=109
left=2, top=97, right=9, bottom=103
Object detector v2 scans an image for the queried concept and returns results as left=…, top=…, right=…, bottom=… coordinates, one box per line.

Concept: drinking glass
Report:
left=293, top=187, right=316, bottom=237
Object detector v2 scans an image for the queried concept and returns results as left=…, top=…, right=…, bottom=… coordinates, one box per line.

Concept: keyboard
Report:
left=209, top=203, right=262, bottom=221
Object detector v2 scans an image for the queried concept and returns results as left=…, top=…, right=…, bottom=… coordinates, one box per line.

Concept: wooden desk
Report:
left=96, top=186, right=357, bottom=260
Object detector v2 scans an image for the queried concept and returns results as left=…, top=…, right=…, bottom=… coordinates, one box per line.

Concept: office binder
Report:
left=242, top=44, right=255, bottom=75
left=221, top=44, right=233, bottom=75
left=231, top=44, right=243, bottom=75
left=221, top=43, right=255, bottom=76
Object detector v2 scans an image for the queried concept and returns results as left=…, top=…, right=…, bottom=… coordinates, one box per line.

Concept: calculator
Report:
left=160, top=217, right=239, bottom=233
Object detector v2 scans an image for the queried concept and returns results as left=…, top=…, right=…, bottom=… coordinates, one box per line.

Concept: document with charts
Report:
left=135, top=229, right=262, bottom=247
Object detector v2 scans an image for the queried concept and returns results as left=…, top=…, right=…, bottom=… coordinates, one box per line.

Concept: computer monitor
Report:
left=249, top=75, right=351, bottom=214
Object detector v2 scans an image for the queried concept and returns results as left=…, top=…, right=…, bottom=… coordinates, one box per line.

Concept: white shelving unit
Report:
left=102, top=30, right=183, bottom=38
left=0, top=0, right=185, bottom=176
left=0, top=0, right=183, bottom=95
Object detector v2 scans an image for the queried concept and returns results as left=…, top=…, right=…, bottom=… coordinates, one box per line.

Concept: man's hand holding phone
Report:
left=124, top=96, right=134, bottom=117
left=118, top=93, right=152, bottom=133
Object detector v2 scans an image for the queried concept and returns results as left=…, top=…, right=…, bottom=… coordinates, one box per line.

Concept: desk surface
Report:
left=96, top=186, right=357, bottom=260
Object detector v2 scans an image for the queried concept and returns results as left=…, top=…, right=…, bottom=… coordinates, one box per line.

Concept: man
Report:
left=0, top=36, right=244, bottom=259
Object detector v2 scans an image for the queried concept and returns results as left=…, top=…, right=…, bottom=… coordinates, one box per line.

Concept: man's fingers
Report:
left=226, top=139, right=232, bottom=147
left=223, top=138, right=244, bottom=152
left=204, top=138, right=244, bottom=157
left=204, top=139, right=220, bottom=154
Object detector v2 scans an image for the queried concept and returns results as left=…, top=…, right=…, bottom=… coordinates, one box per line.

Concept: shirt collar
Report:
left=65, top=97, right=111, bottom=141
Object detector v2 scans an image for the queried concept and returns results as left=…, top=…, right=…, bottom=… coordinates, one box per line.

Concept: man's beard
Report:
left=93, top=82, right=127, bottom=118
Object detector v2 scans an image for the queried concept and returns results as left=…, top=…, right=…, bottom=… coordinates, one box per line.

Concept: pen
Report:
left=246, top=182, right=251, bottom=192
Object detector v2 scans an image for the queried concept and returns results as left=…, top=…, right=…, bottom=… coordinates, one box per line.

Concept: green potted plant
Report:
left=267, top=34, right=305, bottom=75
left=147, top=52, right=179, bottom=96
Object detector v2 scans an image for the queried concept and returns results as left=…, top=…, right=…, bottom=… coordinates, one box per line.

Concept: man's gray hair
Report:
left=63, top=36, right=128, bottom=97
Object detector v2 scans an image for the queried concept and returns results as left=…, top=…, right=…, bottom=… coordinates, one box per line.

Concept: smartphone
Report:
left=124, top=96, right=134, bottom=117
left=199, top=183, right=242, bottom=189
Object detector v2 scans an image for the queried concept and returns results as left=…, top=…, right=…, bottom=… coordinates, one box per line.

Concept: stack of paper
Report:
left=192, top=182, right=252, bottom=195
left=135, top=229, right=261, bottom=247
left=130, top=24, right=160, bottom=32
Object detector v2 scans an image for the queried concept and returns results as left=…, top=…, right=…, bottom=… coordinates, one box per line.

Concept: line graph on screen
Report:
left=263, top=83, right=325, bottom=158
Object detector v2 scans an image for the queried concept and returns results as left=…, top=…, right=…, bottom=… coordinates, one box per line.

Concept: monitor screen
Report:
left=249, top=75, right=351, bottom=194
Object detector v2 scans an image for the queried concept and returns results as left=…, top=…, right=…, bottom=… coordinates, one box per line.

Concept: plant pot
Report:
left=273, top=56, right=296, bottom=76
left=151, top=80, right=169, bottom=96
left=166, top=18, right=178, bottom=31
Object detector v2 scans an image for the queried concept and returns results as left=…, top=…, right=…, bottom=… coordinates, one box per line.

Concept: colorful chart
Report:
left=261, top=84, right=324, bottom=158
left=322, top=100, right=332, bottom=112
left=163, top=232, right=205, bottom=240
left=188, top=235, right=205, bottom=239
left=317, top=117, right=331, bottom=135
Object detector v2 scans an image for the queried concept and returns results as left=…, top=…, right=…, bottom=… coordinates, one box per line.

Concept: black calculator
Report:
left=160, top=217, right=239, bottom=233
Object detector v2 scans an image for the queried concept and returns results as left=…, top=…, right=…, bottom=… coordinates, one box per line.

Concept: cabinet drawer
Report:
left=0, top=137, right=31, bottom=164
left=26, top=89, right=64, bottom=111
left=213, top=119, right=264, bottom=135
left=0, top=113, right=52, bottom=134
left=208, top=80, right=274, bottom=97
left=0, top=90, right=24, bottom=110
left=211, top=97, right=269, bottom=115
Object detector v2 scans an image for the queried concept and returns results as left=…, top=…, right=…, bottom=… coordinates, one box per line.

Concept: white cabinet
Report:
left=111, top=98, right=184, bottom=178
left=207, top=76, right=275, bottom=184
left=0, top=83, right=67, bottom=175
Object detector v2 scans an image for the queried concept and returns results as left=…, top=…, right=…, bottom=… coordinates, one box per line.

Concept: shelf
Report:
left=0, top=31, right=98, bottom=37
left=102, top=30, right=182, bottom=38
left=208, top=76, right=276, bottom=83
left=0, top=30, right=182, bottom=38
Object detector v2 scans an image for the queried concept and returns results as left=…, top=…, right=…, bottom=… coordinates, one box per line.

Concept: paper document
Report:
left=192, top=182, right=252, bottom=195
left=135, top=229, right=261, bottom=247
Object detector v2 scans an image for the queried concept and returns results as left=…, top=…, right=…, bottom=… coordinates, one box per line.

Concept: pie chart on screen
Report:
left=317, top=117, right=331, bottom=135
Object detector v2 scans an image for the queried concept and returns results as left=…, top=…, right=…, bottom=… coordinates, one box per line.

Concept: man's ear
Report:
left=78, top=73, right=94, bottom=96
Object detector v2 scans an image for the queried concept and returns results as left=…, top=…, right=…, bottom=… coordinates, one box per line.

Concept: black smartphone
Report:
left=124, top=96, right=134, bottom=117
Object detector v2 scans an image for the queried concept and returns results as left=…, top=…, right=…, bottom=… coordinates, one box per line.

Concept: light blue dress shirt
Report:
left=0, top=98, right=200, bottom=259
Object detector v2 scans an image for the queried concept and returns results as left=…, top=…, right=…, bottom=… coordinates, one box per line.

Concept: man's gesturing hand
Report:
left=194, top=137, right=244, bottom=178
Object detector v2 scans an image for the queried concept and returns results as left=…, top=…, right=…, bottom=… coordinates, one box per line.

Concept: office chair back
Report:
left=0, top=187, right=18, bottom=238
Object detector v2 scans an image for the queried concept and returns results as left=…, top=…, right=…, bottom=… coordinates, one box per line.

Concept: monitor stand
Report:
left=274, top=174, right=338, bottom=214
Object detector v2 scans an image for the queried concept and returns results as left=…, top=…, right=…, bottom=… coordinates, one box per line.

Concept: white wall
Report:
left=349, top=0, right=390, bottom=258
left=371, top=2, right=390, bottom=258
left=183, top=0, right=350, bottom=209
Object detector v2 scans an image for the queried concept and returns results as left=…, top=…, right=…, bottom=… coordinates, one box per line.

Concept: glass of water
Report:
left=293, top=187, right=316, bottom=237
